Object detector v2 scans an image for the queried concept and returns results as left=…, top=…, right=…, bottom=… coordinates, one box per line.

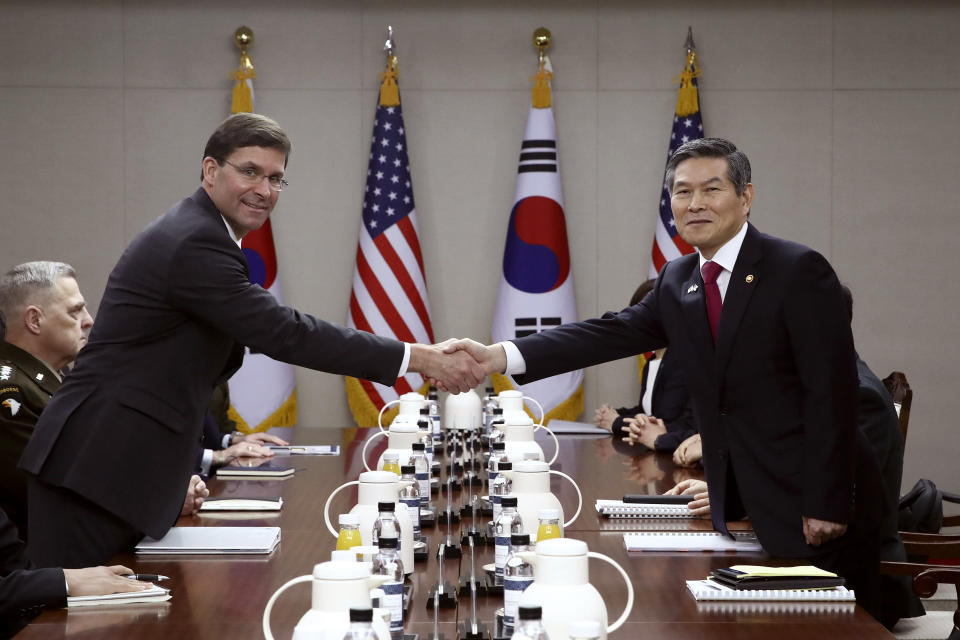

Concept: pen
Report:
left=122, top=573, right=169, bottom=582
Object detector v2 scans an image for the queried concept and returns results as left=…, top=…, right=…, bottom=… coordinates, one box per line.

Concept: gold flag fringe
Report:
left=228, top=390, right=297, bottom=434
left=231, top=68, right=256, bottom=114
left=673, top=51, right=700, bottom=117
left=346, top=376, right=430, bottom=428
left=490, top=372, right=583, bottom=424
left=379, top=56, right=400, bottom=107
left=531, top=59, right=553, bottom=109
left=637, top=354, right=648, bottom=386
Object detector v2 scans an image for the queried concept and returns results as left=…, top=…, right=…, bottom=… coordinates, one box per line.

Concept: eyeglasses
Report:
left=222, top=159, right=289, bottom=192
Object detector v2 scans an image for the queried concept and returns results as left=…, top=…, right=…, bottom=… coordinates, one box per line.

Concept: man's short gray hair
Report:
left=0, top=261, right=77, bottom=323
left=664, top=137, right=752, bottom=196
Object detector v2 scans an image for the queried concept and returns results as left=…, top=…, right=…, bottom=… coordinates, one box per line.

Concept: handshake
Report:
left=409, top=338, right=508, bottom=394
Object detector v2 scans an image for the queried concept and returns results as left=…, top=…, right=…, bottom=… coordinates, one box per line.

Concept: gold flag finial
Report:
left=234, top=26, right=255, bottom=72
left=531, top=27, right=553, bottom=108
left=231, top=26, right=256, bottom=114
left=674, top=27, right=700, bottom=117
left=533, top=27, right=552, bottom=65
left=379, top=25, right=400, bottom=107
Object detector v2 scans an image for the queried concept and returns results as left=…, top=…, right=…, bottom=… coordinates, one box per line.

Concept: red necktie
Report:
left=701, top=261, right=723, bottom=342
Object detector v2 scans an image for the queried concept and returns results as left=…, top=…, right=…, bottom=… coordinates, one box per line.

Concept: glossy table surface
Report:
left=19, top=427, right=892, bottom=639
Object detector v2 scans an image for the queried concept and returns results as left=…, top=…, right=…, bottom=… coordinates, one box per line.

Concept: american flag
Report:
left=648, top=52, right=703, bottom=278
left=346, top=97, right=434, bottom=419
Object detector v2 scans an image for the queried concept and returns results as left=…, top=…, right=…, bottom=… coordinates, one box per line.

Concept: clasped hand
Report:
left=411, top=338, right=505, bottom=393
left=621, top=414, right=667, bottom=449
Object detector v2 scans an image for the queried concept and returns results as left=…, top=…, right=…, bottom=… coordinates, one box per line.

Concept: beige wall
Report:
left=1, top=0, right=958, bottom=491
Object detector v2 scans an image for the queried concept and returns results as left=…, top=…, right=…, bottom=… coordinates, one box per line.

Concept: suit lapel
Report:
left=714, top=224, right=762, bottom=379
left=679, top=259, right=716, bottom=377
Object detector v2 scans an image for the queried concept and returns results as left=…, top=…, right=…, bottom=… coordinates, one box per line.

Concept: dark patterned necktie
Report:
left=701, top=261, right=723, bottom=342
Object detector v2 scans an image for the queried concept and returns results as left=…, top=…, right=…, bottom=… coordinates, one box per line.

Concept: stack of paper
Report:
left=216, top=463, right=294, bottom=478
left=68, top=585, right=171, bottom=607
left=596, top=499, right=695, bottom=519
left=623, top=531, right=763, bottom=552
left=709, top=565, right=845, bottom=590
left=546, top=420, right=610, bottom=435
left=686, top=579, right=855, bottom=602
left=135, top=526, right=281, bottom=555
left=268, top=445, right=340, bottom=456
left=199, top=497, right=283, bottom=512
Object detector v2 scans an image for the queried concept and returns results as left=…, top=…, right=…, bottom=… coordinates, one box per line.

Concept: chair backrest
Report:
left=883, top=371, right=912, bottom=441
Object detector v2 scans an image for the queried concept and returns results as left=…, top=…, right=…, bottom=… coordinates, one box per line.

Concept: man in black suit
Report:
left=0, top=505, right=152, bottom=638
left=449, top=138, right=882, bottom=618
left=20, top=113, right=483, bottom=568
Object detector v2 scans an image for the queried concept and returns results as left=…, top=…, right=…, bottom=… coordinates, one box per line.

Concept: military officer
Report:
left=0, top=261, right=92, bottom=539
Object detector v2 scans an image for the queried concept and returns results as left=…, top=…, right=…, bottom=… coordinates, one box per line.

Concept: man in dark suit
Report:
left=841, top=286, right=924, bottom=626
left=0, top=505, right=152, bottom=639
left=20, top=113, right=483, bottom=568
left=449, top=138, right=882, bottom=618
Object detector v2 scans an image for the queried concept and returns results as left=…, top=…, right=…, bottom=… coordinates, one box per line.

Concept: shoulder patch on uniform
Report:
left=1, top=388, right=24, bottom=417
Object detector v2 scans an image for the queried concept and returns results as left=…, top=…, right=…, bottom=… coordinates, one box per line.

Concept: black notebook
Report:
left=709, top=566, right=845, bottom=591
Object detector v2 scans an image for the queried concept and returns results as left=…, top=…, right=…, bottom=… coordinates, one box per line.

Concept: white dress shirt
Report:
left=501, top=222, right=751, bottom=376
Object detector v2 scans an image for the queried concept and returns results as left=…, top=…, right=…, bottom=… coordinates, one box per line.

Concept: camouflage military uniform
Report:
left=0, top=341, right=60, bottom=538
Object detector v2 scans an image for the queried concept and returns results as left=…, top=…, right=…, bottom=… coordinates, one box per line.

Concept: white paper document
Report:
left=268, top=445, right=340, bottom=455
left=546, top=420, right=610, bottom=435
left=199, top=497, right=283, bottom=512
left=67, top=585, right=171, bottom=607
left=135, top=526, right=281, bottom=555
left=686, top=580, right=855, bottom=602
left=596, top=499, right=697, bottom=518
left=624, top=531, right=763, bottom=552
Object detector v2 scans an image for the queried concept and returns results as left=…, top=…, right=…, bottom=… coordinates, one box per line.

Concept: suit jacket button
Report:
left=719, top=406, right=729, bottom=415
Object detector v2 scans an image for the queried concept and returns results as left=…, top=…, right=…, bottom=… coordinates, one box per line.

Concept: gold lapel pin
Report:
left=745, top=274, right=755, bottom=283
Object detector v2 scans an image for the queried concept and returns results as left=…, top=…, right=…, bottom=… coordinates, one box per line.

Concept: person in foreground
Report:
left=0, top=503, right=152, bottom=638
left=20, top=113, right=484, bottom=569
left=446, top=137, right=884, bottom=619
left=666, top=285, right=925, bottom=628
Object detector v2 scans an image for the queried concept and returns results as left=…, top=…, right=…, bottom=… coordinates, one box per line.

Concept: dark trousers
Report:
left=25, top=476, right=142, bottom=569
left=807, top=431, right=885, bottom=623
left=808, top=532, right=881, bottom=621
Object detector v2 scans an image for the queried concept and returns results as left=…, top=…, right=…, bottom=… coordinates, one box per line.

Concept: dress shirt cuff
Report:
left=397, top=343, right=411, bottom=378
left=201, top=449, right=214, bottom=476
left=611, top=416, right=626, bottom=438
left=499, top=341, right=526, bottom=376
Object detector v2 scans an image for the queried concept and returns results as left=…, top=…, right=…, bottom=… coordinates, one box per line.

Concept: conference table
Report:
left=19, top=426, right=893, bottom=639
